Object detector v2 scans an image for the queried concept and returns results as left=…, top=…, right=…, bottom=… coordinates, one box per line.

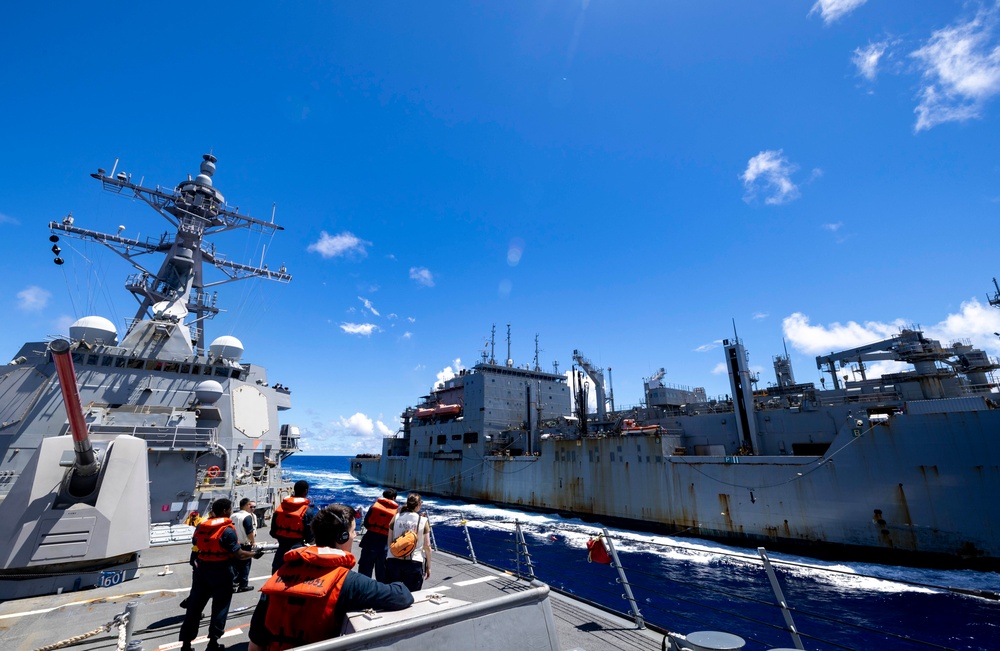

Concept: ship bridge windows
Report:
left=463, top=431, right=478, bottom=444
left=437, top=434, right=447, bottom=445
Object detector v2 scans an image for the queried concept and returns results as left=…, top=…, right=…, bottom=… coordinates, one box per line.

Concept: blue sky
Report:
left=3, top=1, right=1000, bottom=455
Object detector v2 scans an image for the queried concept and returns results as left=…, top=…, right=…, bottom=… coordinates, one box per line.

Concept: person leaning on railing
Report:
left=247, top=503, right=413, bottom=651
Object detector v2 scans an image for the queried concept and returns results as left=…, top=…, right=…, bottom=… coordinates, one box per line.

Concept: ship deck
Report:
left=0, top=530, right=663, bottom=651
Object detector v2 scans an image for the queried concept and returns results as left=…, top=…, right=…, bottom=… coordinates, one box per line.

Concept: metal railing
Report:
left=424, top=512, right=990, bottom=650
left=87, top=424, right=218, bottom=450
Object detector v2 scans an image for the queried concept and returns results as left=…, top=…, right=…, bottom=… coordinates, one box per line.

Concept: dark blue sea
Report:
left=285, top=456, right=998, bottom=651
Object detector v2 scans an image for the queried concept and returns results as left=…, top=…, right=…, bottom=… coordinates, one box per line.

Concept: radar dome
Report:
left=209, top=335, right=244, bottom=361
left=69, top=316, right=118, bottom=345
left=194, top=380, right=224, bottom=404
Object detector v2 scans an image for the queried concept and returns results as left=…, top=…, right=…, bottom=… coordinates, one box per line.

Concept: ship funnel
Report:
left=50, top=339, right=99, bottom=479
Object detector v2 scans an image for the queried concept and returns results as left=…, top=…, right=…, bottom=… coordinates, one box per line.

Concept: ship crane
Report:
left=814, top=329, right=963, bottom=390
left=572, top=349, right=607, bottom=421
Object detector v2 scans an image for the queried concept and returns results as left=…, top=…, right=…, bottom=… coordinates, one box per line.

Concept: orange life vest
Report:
left=273, top=496, right=310, bottom=539
left=260, top=546, right=356, bottom=651
left=194, top=517, right=236, bottom=562
left=365, top=497, right=399, bottom=537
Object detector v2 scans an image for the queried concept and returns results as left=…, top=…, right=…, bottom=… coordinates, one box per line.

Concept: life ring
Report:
left=206, top=465, right=221, bottom=479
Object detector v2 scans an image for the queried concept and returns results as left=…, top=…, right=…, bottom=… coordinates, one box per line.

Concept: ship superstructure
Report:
left=0, top=155, right=299, bottom=539
left=354, top=320, right=1000, bottom=570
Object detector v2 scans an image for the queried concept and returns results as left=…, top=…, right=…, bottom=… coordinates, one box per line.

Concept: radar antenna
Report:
left=49, top=155, right=291, bottom=354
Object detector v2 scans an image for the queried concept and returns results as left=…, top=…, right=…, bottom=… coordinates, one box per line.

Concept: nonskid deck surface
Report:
left=0, top=532, right=657, bottom=651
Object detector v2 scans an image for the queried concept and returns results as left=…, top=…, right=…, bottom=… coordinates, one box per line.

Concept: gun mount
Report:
left=0, top=339, right=150, bottom=599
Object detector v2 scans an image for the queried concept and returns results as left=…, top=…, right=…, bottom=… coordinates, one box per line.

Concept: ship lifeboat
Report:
left=621, top=419, right=659, bottom=435
left=414, top=404, right=462, bottom=420
left=434, top=404, right=462, bottom=417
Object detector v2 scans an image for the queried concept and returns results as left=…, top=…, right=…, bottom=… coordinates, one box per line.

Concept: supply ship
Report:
left=352, top=319, right=1000, bottom=570
left=0, top=155, right=299, bottom=598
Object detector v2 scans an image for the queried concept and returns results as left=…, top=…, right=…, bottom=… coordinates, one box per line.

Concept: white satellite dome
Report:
left=209, top=335, right=244, bottom=361
left=194, top=380, right=224, bottom=404
left=69, top=316, right=118, bottom=345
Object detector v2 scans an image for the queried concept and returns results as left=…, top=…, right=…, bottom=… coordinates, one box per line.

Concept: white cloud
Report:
left=17, top=286, right=50, bottom=312
left=0, top=212, right=18, bottom=225
left=810, top=0, right=868, bottom=24
left=401, top=331, right=413, bottom=340
left=741, top=150, right=801, bottom=205
left=853, top=41, right=889, bottom=81
left=339, top=412, right=375, bottom=436
left=358, top=296, right=380, bottom=316
left=409, top=266, right=435, bottom=287
left=695, top=341, right=722, bottom=353
left=711, top=362, right=728, bottom=375
left=912, top=9, right=1000, bottom=131
left=435, top=358, right=464, bottom=388
left=782, top=312, right=906, bottom=355
left=783, top=299, right=1000, bottom=361
left=294, top=409, right=404, bottom=455
left=407, top=316, right=416, bottom=323
left=753, top=312, right=769, bottom=321
left=821, top=222, right=844, bottom=232
left=307, top=231, right=371, bottom=258
left=340, top=322, right=381, bottom=336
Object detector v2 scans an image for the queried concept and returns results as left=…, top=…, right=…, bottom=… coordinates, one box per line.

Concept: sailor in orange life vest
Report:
left=357, top=488, right=399, bottom=581
left=247, top=503, right=414, bottom=651
left=179, top=498, right=263, bottom=651
left=269, top=479, right=318, bottom=573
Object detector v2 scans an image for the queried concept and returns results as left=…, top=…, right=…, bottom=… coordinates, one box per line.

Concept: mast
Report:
left=506, top=323, right=513, bottom=367
left=49, top=155, right=291, bottom=354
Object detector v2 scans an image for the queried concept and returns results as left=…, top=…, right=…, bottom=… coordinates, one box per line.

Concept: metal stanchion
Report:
left=461, top=513, right=477, bottom=563
left=757, top=547, right=805, bottom=650
left=602, top=527, right=645, bottom=630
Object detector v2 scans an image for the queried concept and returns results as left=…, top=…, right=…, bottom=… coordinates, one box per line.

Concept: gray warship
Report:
left=0, top=155, right=299, bottom=598
left=353, top=320, right=1000, bottom=570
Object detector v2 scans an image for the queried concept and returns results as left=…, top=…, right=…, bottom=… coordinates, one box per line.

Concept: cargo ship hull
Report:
left=352, top=331, right=1000, bottom=570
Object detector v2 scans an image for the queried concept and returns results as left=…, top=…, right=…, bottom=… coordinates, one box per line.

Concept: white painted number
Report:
left=99, top=570, right=125, bottom=588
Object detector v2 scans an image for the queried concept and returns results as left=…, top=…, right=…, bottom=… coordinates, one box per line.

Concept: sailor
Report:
left=356, top=488, right=399, bottom=581
left=384, top=493, right=432, bottom=591
left=178, top=509, right=208, bottom=610
left=230, top=498, right=257, bottom=592
left=179, top=498, right=260, bottom=651
left=269, top=479, right=317, bottom=572
left=247, top=503, right=413, bottom=651
left=183, top=510, right=205, bottom=565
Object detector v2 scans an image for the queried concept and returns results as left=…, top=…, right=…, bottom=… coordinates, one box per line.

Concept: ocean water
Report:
left=285, top=455, right=999, bottom=651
